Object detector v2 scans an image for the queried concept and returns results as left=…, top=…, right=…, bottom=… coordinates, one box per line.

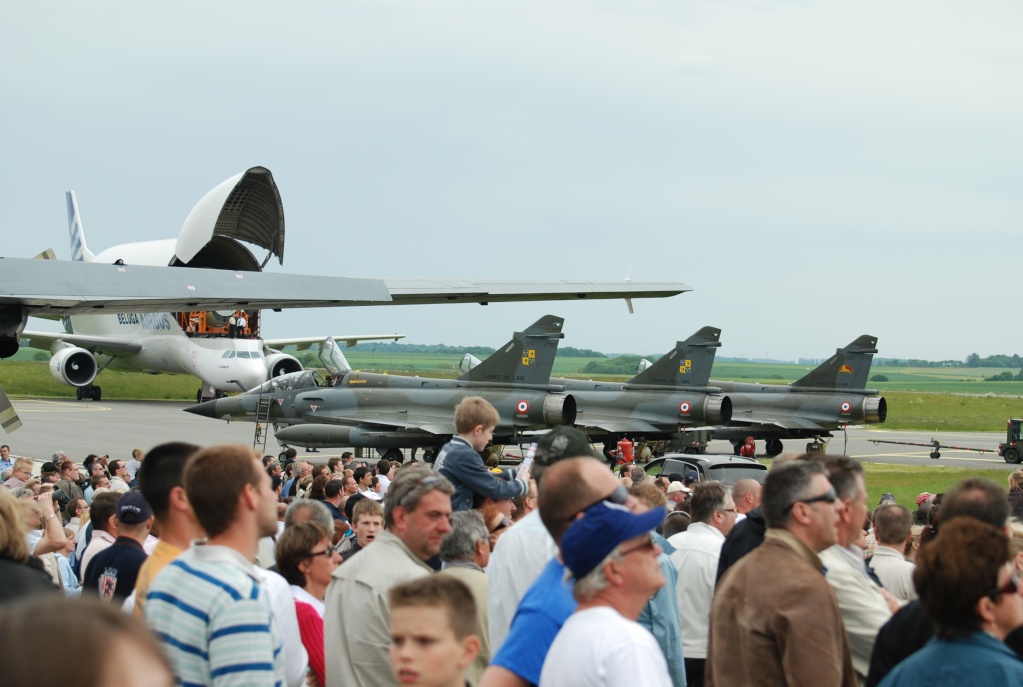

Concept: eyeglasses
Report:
left=305, top=549, right=333, bottom=559
left=721, top=508, right=738, bottom=515
left=619, top=532, right=658, bottom=557
left=783, top=486, right=837, bottom=514
left=987, top=574, right=1020, bottom=600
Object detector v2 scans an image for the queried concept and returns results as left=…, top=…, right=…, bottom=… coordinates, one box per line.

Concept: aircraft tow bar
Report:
left=868, top=438, right=998, bottom=460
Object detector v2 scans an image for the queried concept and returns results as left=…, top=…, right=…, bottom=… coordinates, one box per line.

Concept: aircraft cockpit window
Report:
left=222, top=351, right=231, bottom=358
left=237, top=351, right=251, bottom=359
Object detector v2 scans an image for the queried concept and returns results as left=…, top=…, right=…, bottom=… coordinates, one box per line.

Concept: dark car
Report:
left=642, top=454, right=767, bottom=488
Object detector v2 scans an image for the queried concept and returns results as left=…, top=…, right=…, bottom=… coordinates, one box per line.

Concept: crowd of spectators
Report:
left=4, top=402, right=1023, bottom=687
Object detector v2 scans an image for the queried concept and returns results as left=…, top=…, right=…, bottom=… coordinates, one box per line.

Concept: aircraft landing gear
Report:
left=382, top=448, right=403, bottom=464
left=423, top=449, right=437, bottom=465
left=731, top=440, right=743, bottom=456
left=77, top=384, right=101, bottom=401
left=765, top=438, right=783, bottom=457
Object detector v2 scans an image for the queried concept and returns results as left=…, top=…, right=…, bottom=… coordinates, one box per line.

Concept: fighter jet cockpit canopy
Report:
left=172, top=166, right=285, bottom=271
left=247, top=370, right=324, bottom=395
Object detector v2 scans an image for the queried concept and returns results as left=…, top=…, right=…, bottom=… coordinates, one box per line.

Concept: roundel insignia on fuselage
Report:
left=516, top=400, right=530, bottom=414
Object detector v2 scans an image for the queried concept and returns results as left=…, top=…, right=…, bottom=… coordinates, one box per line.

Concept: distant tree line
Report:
left=876, top=353, right=1023, bottom=368
left=580, top=355, right=645, bottom=375
left=984, top=370, right=1023, bottom=382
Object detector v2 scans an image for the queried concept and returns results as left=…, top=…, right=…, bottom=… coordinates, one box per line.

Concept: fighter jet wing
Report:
left=727, top=414, right=827, bottom=431
left=304, top=410, right=457, bottom=435
left=381, top=279, right=689, bottom=305
left=263, top=334, right=404, bottom=351
left=574, top=416, right=665, bottom=434
left=21, top=331, right=143, bottom=356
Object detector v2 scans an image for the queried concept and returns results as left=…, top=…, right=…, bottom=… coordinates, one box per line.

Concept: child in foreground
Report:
left=389, top=576, right=481, bottom=687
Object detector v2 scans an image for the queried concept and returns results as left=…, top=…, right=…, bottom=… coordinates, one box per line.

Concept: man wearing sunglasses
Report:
left=707, top=460, right=857, bottom=687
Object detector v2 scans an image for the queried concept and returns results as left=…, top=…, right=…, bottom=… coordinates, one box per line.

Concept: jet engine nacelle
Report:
left=49, top=346, right=98, bottom=387
left=543, top=393, right=577, bottom=427
left=265, top=352, right=303, bottom=380
left=861, top=396, right=887, bottom=424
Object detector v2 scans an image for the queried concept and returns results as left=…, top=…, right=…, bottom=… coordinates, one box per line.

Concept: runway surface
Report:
left=4, top=398, right=1017, bottom=473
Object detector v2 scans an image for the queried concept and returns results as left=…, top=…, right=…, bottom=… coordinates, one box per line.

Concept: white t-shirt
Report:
left=539, top=606, right=672, bottom=687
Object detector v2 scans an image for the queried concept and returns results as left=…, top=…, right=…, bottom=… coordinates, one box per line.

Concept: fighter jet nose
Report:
left=184, top=400, right=219, bottom=419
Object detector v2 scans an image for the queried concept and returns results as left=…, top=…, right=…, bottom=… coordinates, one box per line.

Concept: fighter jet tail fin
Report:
left=66, top=191, right=95, bottom=263
left=628, top=326, right=721, bottom=387
left=458, top=315, right=564, bottom=386
left=792, top=335, right=878, bottom=390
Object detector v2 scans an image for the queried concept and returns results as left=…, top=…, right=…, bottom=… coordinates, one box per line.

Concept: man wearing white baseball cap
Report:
left=539, top=500, right=671, bottom=687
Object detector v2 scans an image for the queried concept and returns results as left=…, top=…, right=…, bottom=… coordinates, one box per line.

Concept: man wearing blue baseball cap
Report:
left=539, top=500, right=672, bottom=687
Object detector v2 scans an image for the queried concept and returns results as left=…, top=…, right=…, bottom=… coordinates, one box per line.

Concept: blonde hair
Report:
left=454, top=396, right=500, bottom=435
left=0, top=488, right=30, bottom=562
left=1009, top=521, right=1023, bottom=561
left=1009, top=470, right=1023, bottom=493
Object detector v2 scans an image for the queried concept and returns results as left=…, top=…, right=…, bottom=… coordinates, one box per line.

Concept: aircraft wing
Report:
left=21, top=330, right=143, bottom=356
left=263, top=334, right=404, bottom=351
left=574, top=416, right=665, bottom=433
left=306, top=411, right=456, bottom=435
left=727, top=414, right=827, bottom=432
left=381, top=279, right=690, bottom=305
left=0, top=257, right=393, bottom=316
left=0, top=258, right=689, bottom=317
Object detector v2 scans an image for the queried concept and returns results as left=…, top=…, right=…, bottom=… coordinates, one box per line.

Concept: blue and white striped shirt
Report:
left=144, top=543, right=285, bottom=687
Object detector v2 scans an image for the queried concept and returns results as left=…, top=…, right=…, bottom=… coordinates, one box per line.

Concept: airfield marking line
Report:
left=12, top=400, right=111, bottom=413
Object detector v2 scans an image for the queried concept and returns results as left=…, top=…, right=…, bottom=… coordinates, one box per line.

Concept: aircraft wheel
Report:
left=765, top=438, right=783, bottom=457
left=76, top=386, right=85, bottom=401
left=383, top=448, right=403, bottom=464
left=92, top=386, right=101, bottom=401
left=423, top=450, right=436, bottom=465
left=1005, top=448, right=1022, bottom=464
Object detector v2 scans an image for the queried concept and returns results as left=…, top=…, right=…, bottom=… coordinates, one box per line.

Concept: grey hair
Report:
left=439, top=510, right=489, bottom=562
left=284, top=499, right=334, bottom=531
left=572, top=548, right=623, bottom=601
left=384, top=466, right=454, bottom=528
left=762, top=460, right=828, bottom=529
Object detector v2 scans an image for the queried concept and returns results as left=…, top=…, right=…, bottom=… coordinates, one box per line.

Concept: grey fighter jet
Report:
left=554, top=327, right=732, bottom=450
left=712, top=335, right=887, bottom=456
left=184, top=315, right=575, bottom=460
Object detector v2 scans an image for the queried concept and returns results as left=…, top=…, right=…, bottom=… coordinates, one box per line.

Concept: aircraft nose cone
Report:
left=184, top=400, right=219, bottom=419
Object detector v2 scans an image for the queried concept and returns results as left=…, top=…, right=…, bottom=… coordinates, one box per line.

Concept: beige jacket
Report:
left=324, top=530, right=433, bottom=687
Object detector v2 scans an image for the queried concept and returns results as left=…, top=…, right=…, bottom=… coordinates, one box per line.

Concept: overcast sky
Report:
left=2, top=1, right=1021, bottom=362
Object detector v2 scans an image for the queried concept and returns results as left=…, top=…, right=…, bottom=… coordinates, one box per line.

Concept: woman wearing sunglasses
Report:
left=878, top=518, right=1023, bottom=686
left=276, top=520, right=342, bottom=687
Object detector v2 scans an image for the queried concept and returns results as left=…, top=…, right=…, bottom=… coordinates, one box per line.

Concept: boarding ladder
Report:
left=252, top=394, right=274, bottom=453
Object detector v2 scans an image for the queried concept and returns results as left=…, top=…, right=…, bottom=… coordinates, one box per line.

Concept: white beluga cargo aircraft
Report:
left=22, top=167, right=403, bottom=402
